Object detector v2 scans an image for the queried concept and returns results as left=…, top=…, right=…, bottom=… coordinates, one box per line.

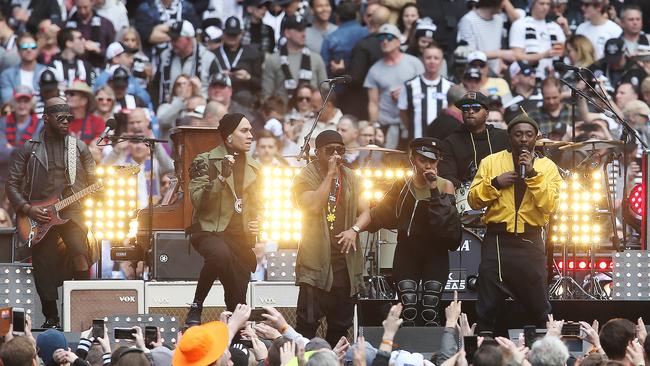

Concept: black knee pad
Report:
left=422, top=280, right=443, bottom=325
left=397, top=279, right=418, bottom=323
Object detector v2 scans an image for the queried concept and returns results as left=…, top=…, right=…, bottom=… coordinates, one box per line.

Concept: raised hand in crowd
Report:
left=440, top=349, right=468, bottom=366
left=353, top=336, right=366, bottom=366
left=132, top=326, right=148, bottom=351
left=53, top=348, right=80, bottom=365
left=445, top=291, right=462, bottom=328
left=626, top=339, right=645, bottom=366
left=228, top=303, right=252, bottom=342
left=97, top=325, right=112, bottom=353
left=333, top=336, right=350, bottom=361
left=261, top=306, right=290, bottom=332
left=495, top=336, right=529, bottom=365
left=255, top=322, right=282, bottom=340
left=580, top=320, right=601, bottom=352
left=459, top=313, right=476, bottom=337
left=242, top=324, right=268, bottom=362
left=546, top=314, right=564, bottom=337
left=637, top=317, right=647, bottom=344
left=379, top=303, right=403, bottom=352
left=279, top=340, right=296, bottom=366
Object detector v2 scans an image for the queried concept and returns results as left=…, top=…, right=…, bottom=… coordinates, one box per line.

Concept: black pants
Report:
left=296, top=282, right=355, bottom=346
left=476, top=230, right=551, bottom=332
left=32, top=220, right=89, bottom=318
left=191, top=232, right=251, bottom=311
left=392, top=243, right=449, bottom=326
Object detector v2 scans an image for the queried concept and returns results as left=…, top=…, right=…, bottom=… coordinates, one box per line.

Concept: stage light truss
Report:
left=259, top=167, right=412, bottom=244
left=549, top=171, right=605, bottom=246
left=84, top=166, right=139, bottom=241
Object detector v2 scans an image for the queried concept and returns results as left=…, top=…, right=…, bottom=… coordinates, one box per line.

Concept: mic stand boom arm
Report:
left=559, top=78, right=648, bottom=150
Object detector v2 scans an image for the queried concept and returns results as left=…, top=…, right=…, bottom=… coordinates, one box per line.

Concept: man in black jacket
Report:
left=6, top=97, right=97, bottom=328
left=439, top=91, right=509, bottom=189
left=340, top=137, right=461, bottom=326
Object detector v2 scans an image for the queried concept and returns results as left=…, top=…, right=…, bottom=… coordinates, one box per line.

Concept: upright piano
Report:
left=136, top=126, right=222, bottom=247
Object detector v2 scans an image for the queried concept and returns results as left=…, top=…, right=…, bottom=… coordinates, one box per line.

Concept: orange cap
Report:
left=172, top=321, right=229, bottom=366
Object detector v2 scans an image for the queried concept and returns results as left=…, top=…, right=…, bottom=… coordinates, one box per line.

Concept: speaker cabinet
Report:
left=63, top=280, right=144, bottom=331
left=145, top=281, right=234, bottom=326
left=152, top=231, right=202, bottom=280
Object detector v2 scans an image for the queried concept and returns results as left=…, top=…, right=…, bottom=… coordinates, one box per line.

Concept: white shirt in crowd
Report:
left=509, top=16, right=566, bottom=78
left=19, top=69, right=34, bottom=88
left=457, top=10, right=508, bottom=74
left=575, top=20, right=622, bottom=60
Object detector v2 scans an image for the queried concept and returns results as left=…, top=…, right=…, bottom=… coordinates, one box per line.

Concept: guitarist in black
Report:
left=6, top=97, right=97, bottom=329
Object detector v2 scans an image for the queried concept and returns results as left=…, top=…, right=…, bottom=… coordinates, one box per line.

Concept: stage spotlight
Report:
left=84, top=165, right=139, bottom=241
left=355, top=169, right=411, bottom=203
left=260, top=167, right=302, bottom=245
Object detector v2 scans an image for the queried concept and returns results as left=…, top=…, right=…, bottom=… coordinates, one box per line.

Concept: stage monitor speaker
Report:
left=145, top=281, right=233, bottom=326
left=153, top=231, right=202, bottom=280
left=63, top=280, right=144, bottom=332
left=359, top=326, right=445, bottom=354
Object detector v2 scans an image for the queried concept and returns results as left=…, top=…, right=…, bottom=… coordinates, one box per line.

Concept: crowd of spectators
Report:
left=0, top=0, right=646, bottom=214
left=2, top=296, right=650, bottom=366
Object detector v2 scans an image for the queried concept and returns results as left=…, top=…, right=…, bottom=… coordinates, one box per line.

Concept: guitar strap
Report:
left=66, top=136, right=77, bottom=186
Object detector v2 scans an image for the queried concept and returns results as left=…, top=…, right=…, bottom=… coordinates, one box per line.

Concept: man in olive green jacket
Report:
left=292, top=130, right=367, bottom=346
left=184, top=113, right=261, bottom=325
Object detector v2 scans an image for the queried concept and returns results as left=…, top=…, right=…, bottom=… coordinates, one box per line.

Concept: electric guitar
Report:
left=15, top=166, right=139, bottom=247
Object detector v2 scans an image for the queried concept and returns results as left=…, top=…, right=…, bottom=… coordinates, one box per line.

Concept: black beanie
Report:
left=315, top=130, right=343, bottom=149
left=218, top=113, right=246, bottom=139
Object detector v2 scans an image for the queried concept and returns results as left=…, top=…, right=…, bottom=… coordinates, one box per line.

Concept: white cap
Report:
left=390, top=351, right=425, bottom=366
left=467, top=50, right=487, bottom=64
left=204, top=26, right=223, bottom=42
left=170, top=20, right=196, bottom=38
left=186, top=105, right=206, bottom=119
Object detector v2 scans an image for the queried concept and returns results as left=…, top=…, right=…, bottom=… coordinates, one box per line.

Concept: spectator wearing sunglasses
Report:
left=0, top=33, right=47, bottom=104
left=365, top=23, right=424, bottom=149
left=438, top=91, right=510, bottom=188
left=65, top=80, right=106, bottom=145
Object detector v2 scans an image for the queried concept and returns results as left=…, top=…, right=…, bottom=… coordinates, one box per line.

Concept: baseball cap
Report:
left=604, top=38, right=624, bottom=64
left=463, top=67, right=482, bottom=80
left=551, top=121, right=567, bottom=136
left=172, top=321, right=229, bottom=366
left=224, top=16, right=243, bottom=36
left=414, top=17, right=436, bottom=39
left=455, top=91, right=490, bottom=109
left=467, top=50, right=487, bottom=65
left=247, top=0, right=272, bottom=6
left=509, top=61, right=535, bottom=78
left=281, top=14, right=309, bottom=32
left=169, top=20, right=196, bottom=39
left=204, top=26, right=223, bottom=42
left=376, top=23, right=401, bottom=39
left=409, top=137, right=441, bottom=160
left=106, top=41, right=137, bottom=60
left=186, top=105, right=206, bottom=119
left=209, top=72, right=232, bottom=87
left=13, top=85, right=33, bottom=100
left=40, top=69, right=58, bottom=90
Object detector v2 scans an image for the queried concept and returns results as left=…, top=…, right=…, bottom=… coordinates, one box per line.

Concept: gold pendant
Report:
left=327, top=213, right=336, bottom=222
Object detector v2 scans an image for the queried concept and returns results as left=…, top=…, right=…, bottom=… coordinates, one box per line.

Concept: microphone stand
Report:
left=111, top=134, right=168, bottom=279
left=297, top=80, right=336, bottom=162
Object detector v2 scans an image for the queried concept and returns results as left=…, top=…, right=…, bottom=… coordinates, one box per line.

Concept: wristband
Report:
left=217, top=175, right=226, bottom=183
left=279, top=324, right=289, bottom=334
left=381, top=339, right=394, bottom=348
left=351, top=225, right=360, bottom=234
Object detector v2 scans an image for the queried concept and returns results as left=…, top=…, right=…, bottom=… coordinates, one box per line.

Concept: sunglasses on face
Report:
left=324, top=146, right=346, bottom=156
left=19, top=42, right=37, bottom=50
left=54, top=114, right=74, bottom=123
left=296, top=96, right=310, bottom=102
left=97, top=97, right=114, bottom=102
left=461, top=104, right=484, bottom=113
left=581, top=2, right=595, bottom=7
left=469, top=61, right=486, bottom=68
left=377, top=34, right=397, bottom=42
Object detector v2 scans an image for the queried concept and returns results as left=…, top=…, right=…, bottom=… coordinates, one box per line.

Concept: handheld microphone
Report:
left=325, top=75, right=352, bottom=84
left=519, top=149, right=528, bottom=179
left=96, top=118, right=117, bottom=144
left=424, top=172, right=436, bottom=182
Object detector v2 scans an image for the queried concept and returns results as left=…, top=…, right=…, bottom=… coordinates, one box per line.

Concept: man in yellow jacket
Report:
left=468, top=113, right=561, bottom=332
